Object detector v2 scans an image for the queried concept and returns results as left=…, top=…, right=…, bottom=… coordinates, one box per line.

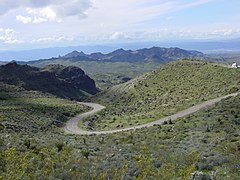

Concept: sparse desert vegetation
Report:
left=1, top=0, right=240, bottom=178
left=1, top=81, right=239, bottom=179
left=0, top=82, right=90, bottom=133
left=0, top=59, right=239, bottom=180
left=84, top=60, right=240, bottom=131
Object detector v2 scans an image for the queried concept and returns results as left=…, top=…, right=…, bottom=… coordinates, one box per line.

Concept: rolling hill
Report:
left=86, top=60, right=240, bottom=130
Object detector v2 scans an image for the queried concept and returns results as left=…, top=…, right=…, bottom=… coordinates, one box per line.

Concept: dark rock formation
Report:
left=0, top=62, right=99, bottom=99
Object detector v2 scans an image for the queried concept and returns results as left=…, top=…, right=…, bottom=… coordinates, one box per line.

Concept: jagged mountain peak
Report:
left=63, top=50, right=87, bottom=58
left=47, top=46, right=206, bottom=63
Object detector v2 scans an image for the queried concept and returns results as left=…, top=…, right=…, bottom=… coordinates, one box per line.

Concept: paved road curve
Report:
left=65, top=92, right=239, bottom=135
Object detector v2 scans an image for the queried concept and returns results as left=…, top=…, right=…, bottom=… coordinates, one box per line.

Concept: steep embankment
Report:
left=86, top=60, right=240, bottom=130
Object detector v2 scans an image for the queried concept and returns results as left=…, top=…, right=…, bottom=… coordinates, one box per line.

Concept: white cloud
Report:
left=104, top=28, right=240, bottom=42
left=16, top=15, right=32, bottom=24
left=109, top=32, right=129, bottom=40
left=16, top=7, right=61, bottom=24
left=1, top=0, right=92, bottom=23
left=211, top=29, right=240, bottom=37
left=0, top=28, right=23, bottom=44
left=104, top=29, right=194, bottom=42
left=31, top=36, right=76, bottom=43
left=2, top=0, right=239, bottom=50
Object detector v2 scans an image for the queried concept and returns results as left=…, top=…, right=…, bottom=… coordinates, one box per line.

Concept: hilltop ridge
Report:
left=61, top=47, right=205, bottom=63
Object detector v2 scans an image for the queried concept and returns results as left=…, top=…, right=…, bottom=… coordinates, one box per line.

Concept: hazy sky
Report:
left=0, top=0, right=240, bottom=50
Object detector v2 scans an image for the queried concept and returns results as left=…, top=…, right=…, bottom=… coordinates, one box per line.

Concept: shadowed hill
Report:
left=0, top=62, right=99, bottom=99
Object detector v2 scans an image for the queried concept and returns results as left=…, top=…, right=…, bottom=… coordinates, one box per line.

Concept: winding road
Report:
left=64, top=92, right=239, bottom=135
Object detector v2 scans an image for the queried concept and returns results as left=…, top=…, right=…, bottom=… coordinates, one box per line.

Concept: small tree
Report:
left=81, top=150, right=90, bottom=159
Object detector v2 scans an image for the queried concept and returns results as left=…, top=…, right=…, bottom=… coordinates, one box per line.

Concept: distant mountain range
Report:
left=23, top=47, right=206, bottom=64
left=1, top=38, right=240, bottom=61
left=0, top=62, right=99, bottom=99
left=63, top=47, right=204, bottom=63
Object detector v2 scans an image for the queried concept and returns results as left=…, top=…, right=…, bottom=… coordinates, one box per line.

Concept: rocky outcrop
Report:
left=0, top=62, right=99, bottom=99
